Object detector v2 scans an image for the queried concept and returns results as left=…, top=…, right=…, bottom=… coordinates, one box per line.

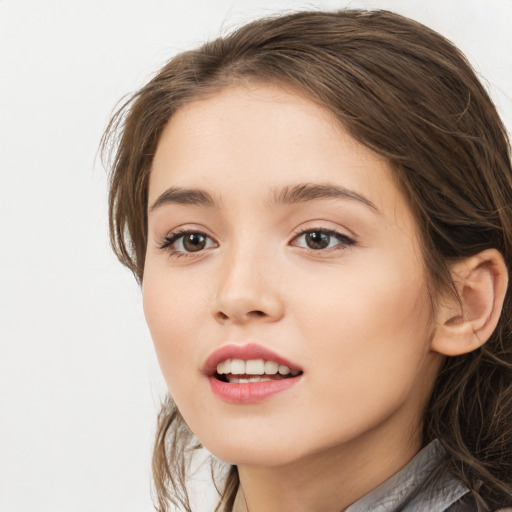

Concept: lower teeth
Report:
left=216, top=372, right=302, bottom=383
left=228, top=376, right=273, bottom=384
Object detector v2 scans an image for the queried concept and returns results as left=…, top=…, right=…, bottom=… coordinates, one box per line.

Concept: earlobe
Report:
left=431, top=249, right=508, bottom=356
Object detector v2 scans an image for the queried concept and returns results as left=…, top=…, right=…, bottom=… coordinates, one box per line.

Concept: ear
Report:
left=431, top=249, right=508, bottom=356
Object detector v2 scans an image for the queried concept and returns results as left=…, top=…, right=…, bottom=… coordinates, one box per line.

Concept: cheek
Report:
left=293, top=252, right=432, bottom=383
left=142, top=269, right=206, bottom=384
left=290, top=265, right=433, bottom=439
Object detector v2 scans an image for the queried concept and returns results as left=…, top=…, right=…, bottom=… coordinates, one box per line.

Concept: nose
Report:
left=212, top=247, right=285, bottom=325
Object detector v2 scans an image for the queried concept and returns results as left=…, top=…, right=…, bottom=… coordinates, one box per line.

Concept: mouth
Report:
left=203, top=343, right=303, bottom=404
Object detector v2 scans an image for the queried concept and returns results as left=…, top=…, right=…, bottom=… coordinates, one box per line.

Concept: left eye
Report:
left=293, top=230, right=354, bottom=250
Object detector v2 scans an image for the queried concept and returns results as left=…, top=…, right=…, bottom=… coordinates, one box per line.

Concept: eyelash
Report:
left=158, top=227, right=356, bottom=258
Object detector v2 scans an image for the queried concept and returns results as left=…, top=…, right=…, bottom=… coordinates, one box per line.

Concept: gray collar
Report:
left=345, top=440, right=469, bottom=511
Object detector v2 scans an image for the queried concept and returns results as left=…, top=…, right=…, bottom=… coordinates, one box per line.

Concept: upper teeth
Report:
left=216, top=359, right=299, bottom=376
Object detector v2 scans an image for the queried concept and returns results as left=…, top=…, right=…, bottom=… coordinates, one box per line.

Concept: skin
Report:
left=143, top=84, right=445, bottom=512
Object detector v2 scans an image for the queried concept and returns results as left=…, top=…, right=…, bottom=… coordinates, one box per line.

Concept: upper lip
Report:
left=202, top=343, right=302, bottom=376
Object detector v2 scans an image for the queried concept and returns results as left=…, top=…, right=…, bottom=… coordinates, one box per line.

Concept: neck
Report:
left=232, top=424, right=421, bottom=512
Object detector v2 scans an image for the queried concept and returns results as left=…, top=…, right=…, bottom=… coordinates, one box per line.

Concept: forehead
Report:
left=150, top=84, right=410, bottom=225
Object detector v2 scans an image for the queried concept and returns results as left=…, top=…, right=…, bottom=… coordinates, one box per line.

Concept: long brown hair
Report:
left=102, top=9, right=512, bottom=511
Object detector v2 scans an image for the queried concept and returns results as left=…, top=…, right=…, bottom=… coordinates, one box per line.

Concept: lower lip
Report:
left=209, top=376, right=301, bottom=404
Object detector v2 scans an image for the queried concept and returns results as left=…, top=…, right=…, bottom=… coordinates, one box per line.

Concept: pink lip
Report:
left=209, top=377, right=301, bottom=404
left=203, top=343, right=303, bottom=405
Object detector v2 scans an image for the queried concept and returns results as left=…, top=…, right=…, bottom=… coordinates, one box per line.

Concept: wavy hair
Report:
left=102, top=9, right=512, bottom=511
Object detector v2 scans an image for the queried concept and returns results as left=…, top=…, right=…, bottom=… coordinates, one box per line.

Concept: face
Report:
left=143, top=84, right=441, bottom=467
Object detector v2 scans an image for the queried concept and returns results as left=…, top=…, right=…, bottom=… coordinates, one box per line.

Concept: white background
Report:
left=1, top=1, right=511, bottom=511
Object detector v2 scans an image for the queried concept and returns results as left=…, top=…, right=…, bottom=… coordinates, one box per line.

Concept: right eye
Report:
left=159, top=229, right=216, bottom=256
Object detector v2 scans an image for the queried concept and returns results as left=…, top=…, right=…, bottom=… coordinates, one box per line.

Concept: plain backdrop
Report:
left=1, top=0, right=511, bottom=511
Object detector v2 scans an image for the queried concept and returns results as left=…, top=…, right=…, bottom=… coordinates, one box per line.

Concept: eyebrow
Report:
left=268, top=183, right=379, bottom=212
left=149, top=186, right=216, bottom=212
left=149, top=183, right=378, bottom=213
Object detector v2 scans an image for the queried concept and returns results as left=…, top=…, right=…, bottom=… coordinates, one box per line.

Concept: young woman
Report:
left=103, top=9, right=512, bottom=512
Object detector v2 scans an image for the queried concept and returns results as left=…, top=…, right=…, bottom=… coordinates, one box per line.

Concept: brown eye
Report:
left=292, top=229, right=356, bottom=252
left=160, top=230, right=216, bottom=255
left=304, top=231, right=330, bottom=249
left=183, top=233, right=207, bottom=252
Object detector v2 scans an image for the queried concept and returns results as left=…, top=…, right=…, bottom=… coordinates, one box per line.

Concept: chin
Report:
left=190, top=420, right=315, bottom=467
left=207, top=442, right=302, bottom=467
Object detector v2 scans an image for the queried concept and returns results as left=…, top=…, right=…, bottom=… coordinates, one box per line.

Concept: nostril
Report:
left=215, top=309, right=266, bottom=322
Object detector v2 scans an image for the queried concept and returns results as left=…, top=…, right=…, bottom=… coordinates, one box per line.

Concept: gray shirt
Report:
left=345, top=440, right=472, bottom=511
